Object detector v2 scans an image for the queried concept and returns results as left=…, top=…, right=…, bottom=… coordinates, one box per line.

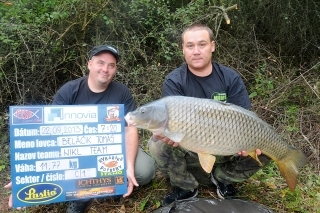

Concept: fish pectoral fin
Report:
left=198, top=153, right=216, bottom=173
left=248, top=151, right=263, bottom=166
left=164, top=130, right=185, bottom=142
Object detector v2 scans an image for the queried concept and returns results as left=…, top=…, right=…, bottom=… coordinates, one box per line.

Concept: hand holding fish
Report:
left=238, top=149, right=262, bottom=156
left=153, top=134, right=179, bottom=147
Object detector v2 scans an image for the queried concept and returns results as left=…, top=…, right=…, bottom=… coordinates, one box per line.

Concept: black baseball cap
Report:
left=89, top=44, right=120, bottom=63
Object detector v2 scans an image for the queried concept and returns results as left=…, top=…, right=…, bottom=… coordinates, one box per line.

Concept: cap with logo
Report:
left=89, top=45, right=120, bottom=63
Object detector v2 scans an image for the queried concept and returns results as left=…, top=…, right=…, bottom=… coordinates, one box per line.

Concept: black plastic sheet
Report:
left=151, top=198, right=274, bottom=213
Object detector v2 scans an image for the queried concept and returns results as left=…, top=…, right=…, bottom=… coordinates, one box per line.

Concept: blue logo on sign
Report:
left=12, top=108, right=43, bottom=124
left=48, top=108, right=63, bottom=121
left=17, top=183, right=63, bottom=203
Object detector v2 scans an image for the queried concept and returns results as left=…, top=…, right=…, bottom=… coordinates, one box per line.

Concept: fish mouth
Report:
left=124, top=113, right=136, bottom=126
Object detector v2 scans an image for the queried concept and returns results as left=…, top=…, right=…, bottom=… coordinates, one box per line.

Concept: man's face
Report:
left=182, top=29, right=215, bottom=72
left=87, top=52, right=117, bottom=86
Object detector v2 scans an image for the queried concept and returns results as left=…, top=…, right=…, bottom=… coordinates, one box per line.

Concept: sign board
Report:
left=9, top=104, right=127, bottom=207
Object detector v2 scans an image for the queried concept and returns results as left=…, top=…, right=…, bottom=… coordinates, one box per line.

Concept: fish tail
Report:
left=276, top=146, right=308, bottom=191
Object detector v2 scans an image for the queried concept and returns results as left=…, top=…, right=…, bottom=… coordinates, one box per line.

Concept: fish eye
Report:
left=140, top=107, right=146, bottom=114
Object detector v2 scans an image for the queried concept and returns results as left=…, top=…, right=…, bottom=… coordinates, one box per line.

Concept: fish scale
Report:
left=165, top=97, right=271, bottom=156
left=125, top=96, right=308, bottom=191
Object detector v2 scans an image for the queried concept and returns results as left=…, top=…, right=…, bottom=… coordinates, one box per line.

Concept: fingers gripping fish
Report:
left=125, top=96, right=308, bottom=191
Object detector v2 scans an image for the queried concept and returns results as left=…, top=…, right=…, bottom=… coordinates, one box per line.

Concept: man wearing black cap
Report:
left=4, top=44, right=156, bottom=213
left=56, top=45, right=156, bottom=212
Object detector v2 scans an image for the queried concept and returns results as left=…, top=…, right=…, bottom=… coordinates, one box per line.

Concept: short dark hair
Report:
left=181, top=23, right=214, bottom=44
left=89, top=44, right=120, bottom=63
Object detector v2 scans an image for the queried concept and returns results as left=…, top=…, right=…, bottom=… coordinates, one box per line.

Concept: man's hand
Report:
left=4, top=182, right=13, bottom=208
left=123, top=168, right=139, bottom=197
left=4, top=182, right=24, bottom=210
left=4, top=182, right=25, bottom=210
left=153, top=134, right=179, bottom=147
left=124, top=126, right=139, bottom=197
left=238, top=149, right=262, bottom=156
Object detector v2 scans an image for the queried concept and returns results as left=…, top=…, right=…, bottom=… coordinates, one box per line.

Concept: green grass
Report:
left=238, top=162, right=320, bottom=213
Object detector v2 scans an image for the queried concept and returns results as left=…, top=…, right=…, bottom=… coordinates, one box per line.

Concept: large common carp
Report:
left=125, top=96, right=308, bottom=191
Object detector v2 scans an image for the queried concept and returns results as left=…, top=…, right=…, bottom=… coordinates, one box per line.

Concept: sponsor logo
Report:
left=77, top=177, right=114, bottom=188
left=17, top=183, right=63, bottom=203
left=115, top=176, right=125, bottom=185
left=211, top=92, right=227, bottom=101
left=44, top=106, right=98, bottom=123
left=105, top=106, right=121, bottom=122
left=97, top=155, right=124, bottom=172
left=66, top=187, right=116, bottom=200
left=99, top=171, right=123, bottom=176
left=12, top=107, right=43, bottom=124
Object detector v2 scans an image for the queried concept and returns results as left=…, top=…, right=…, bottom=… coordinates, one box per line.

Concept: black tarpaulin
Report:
left=151, top=198, right=274, bottom=213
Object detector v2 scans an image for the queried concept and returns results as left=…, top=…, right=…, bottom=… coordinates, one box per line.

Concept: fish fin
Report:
left=198, top=153, right=216, bottom=173
left=248, top=151, right=263, bottom=166
left=275, top=146, right=308, bottom=191
left=164, top=130, right=185, bottom=142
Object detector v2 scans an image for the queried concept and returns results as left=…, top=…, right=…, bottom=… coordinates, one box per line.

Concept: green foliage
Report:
left=139, top=196, right=148, bottom=211
left=0, top=161, right=6, bottom=172
left=249, top=63, right=275, bottom=99
left=231, top=0, right=320, bottom=64
left=1, top=0, right=58, bottom=24
left=242, top=162, right=320, bottom=212
left=284, top=106, right=299, bottom=132
left=0, top=113, right=9, bottom=172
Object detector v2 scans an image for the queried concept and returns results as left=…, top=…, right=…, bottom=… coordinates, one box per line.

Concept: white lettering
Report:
left=16, top=175, right=40, bottom=184
left=15, top=164, right=35, bottom=172
left=36, top=139, right=56, bottom=147
left=37, top=151, right=60, bottom=159
left=45, top=173, right=64, bottom=181
left=14, top=140, right=35, bottom=148
left=14, top=128, right=38, bottom=136
left=15, top=152, right=36, bottom=160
